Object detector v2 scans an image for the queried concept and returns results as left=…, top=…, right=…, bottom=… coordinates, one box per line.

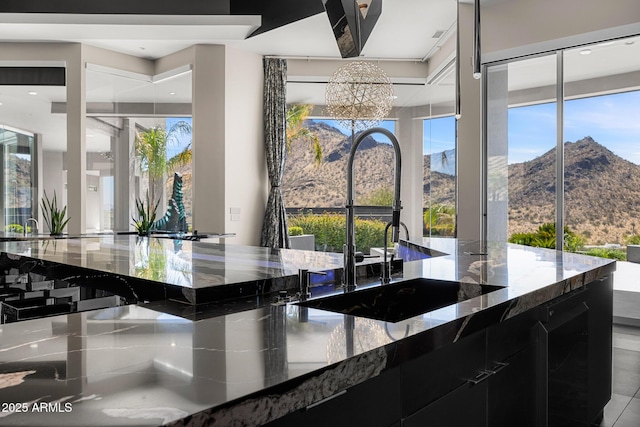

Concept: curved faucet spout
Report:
left=344, top=127, right=402, bottom=290
left=24, top=218, right=39, bottom=236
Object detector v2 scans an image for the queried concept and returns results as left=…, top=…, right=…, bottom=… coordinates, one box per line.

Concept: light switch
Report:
left=230, top=207, right=241, bottom=222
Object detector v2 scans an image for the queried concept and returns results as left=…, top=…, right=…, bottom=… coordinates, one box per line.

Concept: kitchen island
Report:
left=0, top=237, right=615, bottom=426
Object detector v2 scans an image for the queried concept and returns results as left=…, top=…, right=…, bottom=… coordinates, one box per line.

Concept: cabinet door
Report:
left=587, top=276, right=613, bottom=423
left=487, top=346, right=536, bottom=427
left=403, top=380, right=487, bottom=427
left=401, top=329, right=487, bottom=417
left=487, top=310, right=538, bottom=427
left=264, top=366, right=401, bottom=427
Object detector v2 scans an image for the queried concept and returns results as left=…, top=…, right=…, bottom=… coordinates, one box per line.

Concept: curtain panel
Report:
left=260, top=57, right=290, bottom=249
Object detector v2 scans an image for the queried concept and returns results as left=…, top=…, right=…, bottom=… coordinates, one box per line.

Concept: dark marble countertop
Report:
left=0, top=235, right=362, bottom=304
left=0, top=238, right=616, bottom=426
left=0, top=231, right=235, bottom=242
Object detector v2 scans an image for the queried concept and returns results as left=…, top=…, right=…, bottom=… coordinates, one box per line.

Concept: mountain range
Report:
left=6, top=122, right=637, bottom=245
left=509, top=136, right=640, bottom=244
left=284, top=122, right=640, bottom=246
left=282, top=121, right=455, bottom=209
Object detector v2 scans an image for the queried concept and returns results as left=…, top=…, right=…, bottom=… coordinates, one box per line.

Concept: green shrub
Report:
left=288, top=212, right=388, bottom=254
left=424, top=204, right=455, bottom=237
left=288, top=226, right=304, bottom=236
left=508, top=222, right=585, bottom=252
left=581, top=247, right=627, bottom=261
left=5, top=224, right=24, bottom=233
left=626, top=234, right=640, bottom=245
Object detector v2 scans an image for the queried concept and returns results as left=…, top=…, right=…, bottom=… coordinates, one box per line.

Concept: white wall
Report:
left=224, top=46, right=266, bottom=246
left=160, top=45, right=266, bottom=245
left=41, top=150, right=65, bottom=233
left=456, top=3, right=483, bottom=241
left=191, top=45, right=228, bottom=236
left=483, top=0, right=640, bottom=63
left=86, top=174, right=101, bottom=231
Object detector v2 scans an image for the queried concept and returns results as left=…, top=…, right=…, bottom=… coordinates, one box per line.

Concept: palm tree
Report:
left=135, top=120, right=192, bottom=206
left=286, top=104, right=322, bottom=165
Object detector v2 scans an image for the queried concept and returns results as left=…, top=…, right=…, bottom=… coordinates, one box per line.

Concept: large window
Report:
left=486, top=35, right=640, bottom=258
left=0, top=68, right=67, bottom=234
left=283, top=118, right=397, bottom=209
left=423, top=116, right=456, bottom=237
left=423, top=63, right=457, bottom=238
left=1, top=126, right=35, bottom=230
left=86, top=65, right=193, bottom=232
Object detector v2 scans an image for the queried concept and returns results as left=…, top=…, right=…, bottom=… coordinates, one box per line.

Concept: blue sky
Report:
left=167, top=90, right=640, bottom=166
left=508, top=90, right=640, bottom=164
left=165, top=117, right=192, bottom=159
left=423, top=116, right=456, bottom=154
left=313, top=118, right=396, bottom=142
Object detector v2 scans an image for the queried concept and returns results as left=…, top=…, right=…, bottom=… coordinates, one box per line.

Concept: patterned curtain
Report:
left=260, top=58, right=290, bottom=249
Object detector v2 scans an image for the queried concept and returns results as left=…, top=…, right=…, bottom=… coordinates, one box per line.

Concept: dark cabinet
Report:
left=267, top=277, right=612, bottom=427
left=402, top=310, right=538, bottom=427
left=535, top=276, right=613, bottom=427
left=401, top=329, right=487, bottom=417
left=487, top=346, right=536, bottom=427
left=264, top=365, right=401, bottom=427
left=403, top=379, right=487, bottom=427
left=487, top=308, right=538, bottom=427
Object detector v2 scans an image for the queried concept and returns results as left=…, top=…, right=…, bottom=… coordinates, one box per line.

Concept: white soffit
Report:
left=0, top=13, right=261, bottom=40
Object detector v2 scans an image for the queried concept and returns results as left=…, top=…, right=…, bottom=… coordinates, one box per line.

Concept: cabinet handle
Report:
left=486, top=361, right=509, bottom=374
left=306, top=390, right=347, bottom=410
left=467, top=370, right=492, bottom=385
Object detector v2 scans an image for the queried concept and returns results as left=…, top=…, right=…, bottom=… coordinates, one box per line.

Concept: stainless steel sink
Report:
left=297, top=278, right=503, bottom=323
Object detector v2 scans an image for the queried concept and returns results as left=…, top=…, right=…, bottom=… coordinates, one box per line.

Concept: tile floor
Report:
left=602, top=324, right=640, bottom=426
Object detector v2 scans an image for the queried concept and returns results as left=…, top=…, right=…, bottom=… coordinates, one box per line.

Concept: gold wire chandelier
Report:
left=325, top=61, right=394, bottom=132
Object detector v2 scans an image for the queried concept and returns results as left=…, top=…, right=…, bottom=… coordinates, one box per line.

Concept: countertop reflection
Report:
left=0, top=238, right=616, bottom=426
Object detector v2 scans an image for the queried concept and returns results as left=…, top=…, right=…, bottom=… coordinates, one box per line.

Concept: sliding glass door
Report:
left=1, top=126, right=35, bottom=231
left=486, top=54, right=558, bottom=244
left=486, top=35, right=640, bottom=257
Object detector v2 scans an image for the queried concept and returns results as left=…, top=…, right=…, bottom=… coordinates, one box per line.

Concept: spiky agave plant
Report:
left=41, top=190, right=70, bottom=236
left=132, top=191, right=160, bottom=236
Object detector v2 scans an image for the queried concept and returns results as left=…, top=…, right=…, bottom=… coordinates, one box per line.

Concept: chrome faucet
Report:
left=344, top=127, right=402, bottom=291
left=382, top=221, right=409, bottom=284
left=24, top=218, right=39, bottom=236
left=298, top=268, right=327, bottom=301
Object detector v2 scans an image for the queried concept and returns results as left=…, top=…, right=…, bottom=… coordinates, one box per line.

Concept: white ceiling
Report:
left=0, top=1, right=457, bottom=61
left=0, top=0, right=638, bottom=154
left=0, top=0, right=459, bottom=153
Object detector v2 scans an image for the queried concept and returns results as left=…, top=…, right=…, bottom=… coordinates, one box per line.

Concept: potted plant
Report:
left=132, top=191, right=159, bottom=236
left=41, top=190, right=70, bottom=236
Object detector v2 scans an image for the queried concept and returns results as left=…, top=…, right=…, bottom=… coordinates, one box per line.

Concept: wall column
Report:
left=396, top=107, right=423, bottom=241
left=114, top=119, right=135, bottom=232
left=192, top=45, right=227, bottom=234
left=456, top=3, right=483, bottom=241
left=66, top=45, right=86, bottom=234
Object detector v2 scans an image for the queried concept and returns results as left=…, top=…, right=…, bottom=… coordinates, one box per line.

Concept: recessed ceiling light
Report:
left=579, top=49, right=592, bottom=55
left=0, top=102, right=3, bottom=106
left=169, top=92, right=176, bottom=96
left=626, top=40, right=635, bottom=45
left=28, top=91, right=38, bottom=95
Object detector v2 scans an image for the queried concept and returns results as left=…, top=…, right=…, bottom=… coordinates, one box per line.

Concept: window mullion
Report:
left=556, top=50, right=564, bottom=252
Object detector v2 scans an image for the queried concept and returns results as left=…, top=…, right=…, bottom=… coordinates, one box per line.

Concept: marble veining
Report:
left=0, top=238, right=617, bottom=426
left=0, top=236, right=357, bottom=304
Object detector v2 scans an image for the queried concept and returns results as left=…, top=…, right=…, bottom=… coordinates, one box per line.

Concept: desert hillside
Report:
left=509, top=136, right=640, bottom=244
left=283, top=121, right=455, bottom=208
